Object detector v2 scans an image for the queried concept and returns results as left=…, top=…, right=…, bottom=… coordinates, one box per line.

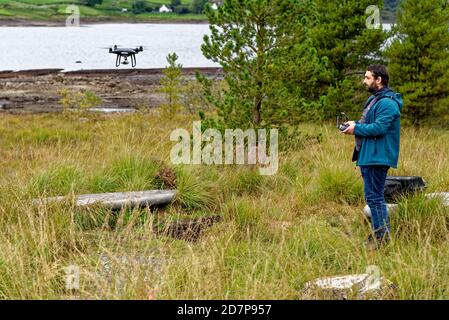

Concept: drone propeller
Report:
left=101, top=45, right=147, bottom=54
left=99, top=45, right=127, bottom=50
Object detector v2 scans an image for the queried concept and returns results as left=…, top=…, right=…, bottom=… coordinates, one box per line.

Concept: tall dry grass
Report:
left=0, top=111, right=448, bottom=299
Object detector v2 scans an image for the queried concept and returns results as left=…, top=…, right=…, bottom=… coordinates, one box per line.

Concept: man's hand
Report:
left=342, top=121, right=356, bottom=135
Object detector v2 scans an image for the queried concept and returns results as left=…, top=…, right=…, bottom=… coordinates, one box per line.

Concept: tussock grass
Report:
left=392, top=194, right=449, bottom=244
left=0, top=112, right=448, bottom=299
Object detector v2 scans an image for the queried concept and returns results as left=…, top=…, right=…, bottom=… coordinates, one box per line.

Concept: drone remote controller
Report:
left=337, top=113, right=350, bottom=132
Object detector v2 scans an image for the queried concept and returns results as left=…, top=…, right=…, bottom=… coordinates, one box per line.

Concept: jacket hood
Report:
left=375, top=87, right=403, bottom=111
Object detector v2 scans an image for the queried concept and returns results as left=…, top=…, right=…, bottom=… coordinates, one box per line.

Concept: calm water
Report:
left=0, top=23, right=217, bottom=71
left=0, top=23, right=391, bottom=72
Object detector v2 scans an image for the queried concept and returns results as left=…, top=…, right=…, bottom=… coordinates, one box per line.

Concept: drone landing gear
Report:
left=130, top=54, right=137, bottom=67
left=115, top=54, right=137, bottom=67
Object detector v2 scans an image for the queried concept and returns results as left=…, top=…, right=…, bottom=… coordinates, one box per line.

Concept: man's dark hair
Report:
left=367, top=64, right=389, bottom=87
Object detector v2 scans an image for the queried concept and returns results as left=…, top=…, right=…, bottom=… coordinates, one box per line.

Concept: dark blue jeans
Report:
left=360, top=165, right=390, bottom=237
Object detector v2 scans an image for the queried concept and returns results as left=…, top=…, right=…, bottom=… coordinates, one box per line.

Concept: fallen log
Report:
left=34, top=190, right=177, bottom=210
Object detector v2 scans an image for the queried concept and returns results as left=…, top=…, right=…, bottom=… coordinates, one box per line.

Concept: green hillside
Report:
left=0, top=1, right=400, bottom=23
left=0, top=0, right=207, bottom=22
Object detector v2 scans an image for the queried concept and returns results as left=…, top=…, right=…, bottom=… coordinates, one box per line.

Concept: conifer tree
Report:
left=198, top=0, right=328, bottom=129
left=160, top=53, right=184, bottom=115
left=311, top=0, right=386, bottom=119
left=385, top=0, right=449, bottom=125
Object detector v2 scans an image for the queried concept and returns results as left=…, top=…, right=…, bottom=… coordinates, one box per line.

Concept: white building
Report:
left=159, top=5, right=172, bottom=13
left=210, top=0, right=224, bottom=6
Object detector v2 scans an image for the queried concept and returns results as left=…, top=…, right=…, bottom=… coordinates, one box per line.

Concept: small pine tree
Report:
left=160, top=53, right=183, bottom=116
left=59, top=88, right=102, bottom=115
left=198, top=0, right=328, bottom=130
left=385, top=0, right=449, bottom=125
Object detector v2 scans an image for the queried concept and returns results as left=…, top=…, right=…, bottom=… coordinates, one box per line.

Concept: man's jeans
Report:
left=360, top=165, right=390, bottom=237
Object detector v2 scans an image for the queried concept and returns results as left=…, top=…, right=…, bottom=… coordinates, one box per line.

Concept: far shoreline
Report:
left=0, top=17, right=394, bottom=28
left=0, top=17, right=209, bottom=27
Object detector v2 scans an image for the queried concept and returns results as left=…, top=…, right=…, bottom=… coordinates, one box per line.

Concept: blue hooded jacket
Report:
left=354, top=88, right=403, bottom=168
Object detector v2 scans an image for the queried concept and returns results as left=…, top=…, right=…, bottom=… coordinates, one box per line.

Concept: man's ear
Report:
left=376, top=76, right=382, bottom=85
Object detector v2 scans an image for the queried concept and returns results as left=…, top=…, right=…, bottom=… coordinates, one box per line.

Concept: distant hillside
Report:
left=0, top=0, right=206, bottom=22
left=383, top=0, right=400, bottom=22
left=0, top=0, right=400, bottom=23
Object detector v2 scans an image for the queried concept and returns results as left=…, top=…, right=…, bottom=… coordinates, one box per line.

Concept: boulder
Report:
left=303, top=267, right=397, bottom=299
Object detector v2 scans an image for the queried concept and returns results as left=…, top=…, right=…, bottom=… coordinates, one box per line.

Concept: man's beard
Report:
left=366, top=83, right=379, bottom=94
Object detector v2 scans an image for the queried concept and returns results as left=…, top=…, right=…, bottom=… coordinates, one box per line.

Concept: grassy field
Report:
left=0, top=0, right=207, bottom=22
left=0, top=103, right=448, bottom=299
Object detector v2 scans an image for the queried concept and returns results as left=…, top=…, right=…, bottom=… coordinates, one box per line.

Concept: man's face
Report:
left=363, top=71, right=382, bottom=93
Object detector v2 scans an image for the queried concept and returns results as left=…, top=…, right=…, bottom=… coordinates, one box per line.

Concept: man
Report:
left=342, top=64, right=403, bottom=250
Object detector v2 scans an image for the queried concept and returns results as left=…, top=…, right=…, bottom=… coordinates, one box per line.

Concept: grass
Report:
left=0, top=108, right=448, bottom=299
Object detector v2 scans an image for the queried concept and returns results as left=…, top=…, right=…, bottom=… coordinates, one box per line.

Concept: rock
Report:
left=88, top=107, right=136, bottom=113
left=303, top=267, right=397, bottom=300
left=426, top=192, right=449, bottom=206
left=34, top=190, right=177, bottom=210
left=155, top=167, right=177, bottom=188
left=363, top=204, right=398, bottom=219
left=363, top=192, right=449, bottom=219
left=0, top=100, right=10, bottom=110
left=155, top=216, right=222, bottom=242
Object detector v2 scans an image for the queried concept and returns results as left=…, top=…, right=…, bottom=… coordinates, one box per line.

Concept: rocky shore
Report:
left=0, top=68, right=221, bottom=114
